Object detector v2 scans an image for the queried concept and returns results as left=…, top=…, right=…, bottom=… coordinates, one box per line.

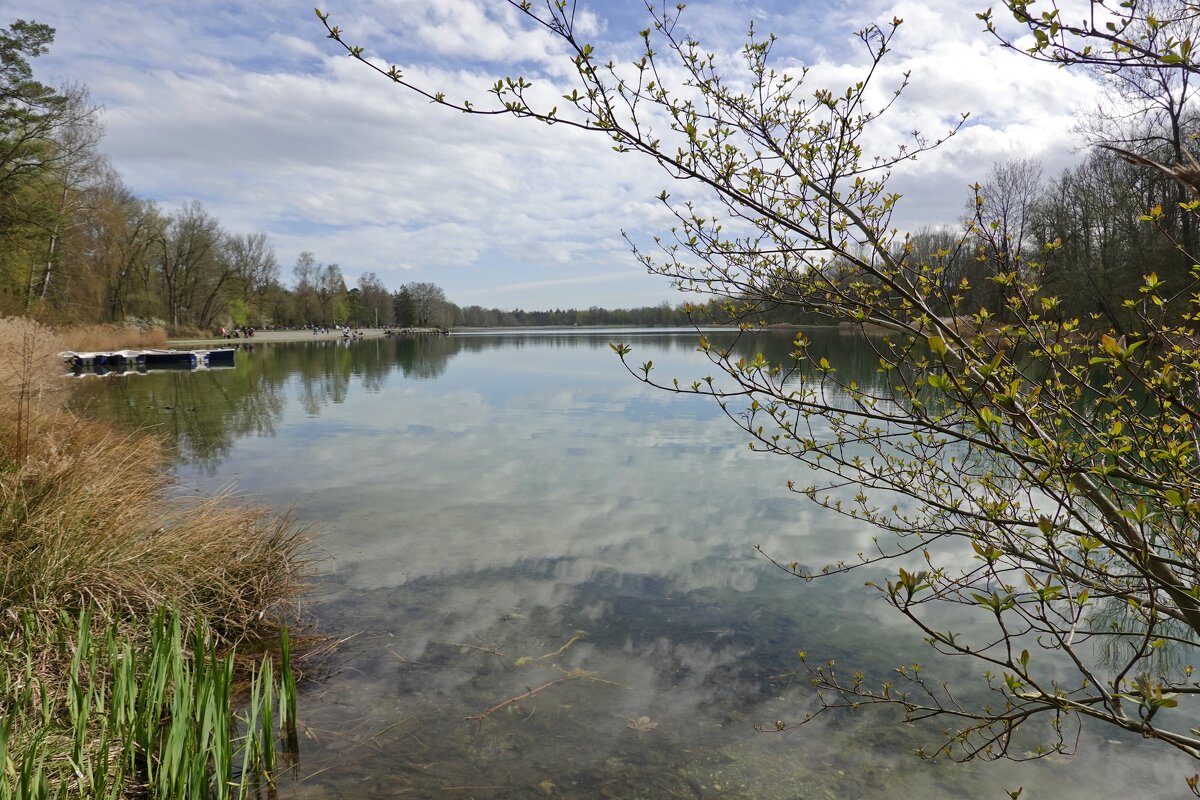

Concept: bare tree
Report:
left=69, top=169, right=162, bottom=322
left=292, top=251, right=320, bottom=323
left=895, top=225, right=973, bottom=315
left=963, top=158, right=1043, bottom=312
left=157, top=201, right=227, bottom=329
left=32, top=82, right=102, bottom=307
left=314, top=262, right=346, bottom=322
left=1070, top=1, right=1200, bottom=248
left=225, top=231, right=278, bottom=322
left=404, top=281, right=449, bottom=327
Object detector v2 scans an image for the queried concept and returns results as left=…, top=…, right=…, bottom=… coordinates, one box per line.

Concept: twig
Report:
left=465, top=679, right=566, bottom=723
left=436, top=641, right=506, bottom=659
left=388, top=647, right=452, bottom=669
left=550, top=665, right=626, bottom=687
left=440, top=787, right=517, bottom=792
left=368, top=717, right=411, bottom=746
left=534, top=631, right=587, bottom=661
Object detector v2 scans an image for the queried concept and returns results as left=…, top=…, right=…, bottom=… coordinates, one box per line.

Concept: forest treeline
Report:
left=7, top=19, right=1197, bottom=335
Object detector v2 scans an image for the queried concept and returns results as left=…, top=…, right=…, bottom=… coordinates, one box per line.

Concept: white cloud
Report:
left=8, top=0, right=1105, bottom=307
left=267, top=32, right=325, bottom=60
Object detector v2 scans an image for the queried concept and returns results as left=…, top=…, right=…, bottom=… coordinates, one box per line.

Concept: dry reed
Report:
left=57, top=323, right=168, bottom=352
left=0, top=317, right=314, bottom=798
left=0, top=316, right=312, bottom=649
left=0, top=318, right=66, bottom=467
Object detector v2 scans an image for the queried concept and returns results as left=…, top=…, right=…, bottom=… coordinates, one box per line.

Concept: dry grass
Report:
left=58, top=323, right=168, bottom=352
left=0, top=317, right=67, bottom=394
left=0, top=317, right=69, bottom=467
left=0, top=317, right=314, bottom=797
left=169, top=323, right=209, bottom=340
left=0, top=317, right=312, bottom=648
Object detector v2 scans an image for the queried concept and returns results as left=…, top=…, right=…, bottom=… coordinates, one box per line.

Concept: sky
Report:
left=12, top=0, right=1102, bottom=310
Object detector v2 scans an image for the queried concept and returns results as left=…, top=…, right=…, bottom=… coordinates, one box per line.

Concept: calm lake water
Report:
left=71, top=329, right=1189, bottom=798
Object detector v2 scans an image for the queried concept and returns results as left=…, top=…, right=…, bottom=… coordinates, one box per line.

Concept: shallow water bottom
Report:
left=70, top=333, right=1196, bottom=798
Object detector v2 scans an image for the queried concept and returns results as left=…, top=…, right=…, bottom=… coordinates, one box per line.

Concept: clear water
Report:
left=70, top=330, right=1191, bottom=798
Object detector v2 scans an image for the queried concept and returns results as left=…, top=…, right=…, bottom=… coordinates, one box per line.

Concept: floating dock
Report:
left=59, top=348, right=236, bottom=371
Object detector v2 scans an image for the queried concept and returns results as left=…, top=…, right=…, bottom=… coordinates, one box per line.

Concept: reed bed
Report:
left=57, top=324, right=168, bottom=352
left=0, top=317, right=314, bottom=798
left=0, top=610, right=298, bottom=799
left=0, top=317, right=311, bottom=643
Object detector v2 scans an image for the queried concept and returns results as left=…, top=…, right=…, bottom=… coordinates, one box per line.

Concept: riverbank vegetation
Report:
left=0, top=317, right=312, bottom=796
left=320, top=0, right=1200, bottom=792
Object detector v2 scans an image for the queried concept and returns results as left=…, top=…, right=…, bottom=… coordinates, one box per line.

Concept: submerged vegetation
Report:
left=0, top=317, right=313, bottom=797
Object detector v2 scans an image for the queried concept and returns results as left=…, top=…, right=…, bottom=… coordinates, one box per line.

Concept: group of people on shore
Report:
left=304, top=325, right=361, bottom=336
left=219, top=326, right=255, bottom=339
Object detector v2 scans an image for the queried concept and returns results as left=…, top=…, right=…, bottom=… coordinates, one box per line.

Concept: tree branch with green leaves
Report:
left=319, top=0, right=1200, bottom=791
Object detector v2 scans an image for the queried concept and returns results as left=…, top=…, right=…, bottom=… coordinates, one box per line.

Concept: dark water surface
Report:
left=71, top=330, right=1187, bottom=798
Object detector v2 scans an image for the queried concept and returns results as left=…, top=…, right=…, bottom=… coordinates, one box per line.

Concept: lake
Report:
left=70, top=329, right=1188, bottom=798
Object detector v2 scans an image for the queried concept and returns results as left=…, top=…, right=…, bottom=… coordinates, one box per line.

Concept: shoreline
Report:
left=168, top=327, right=648, bottom=347
left=169, top=327, right=436, bottom=346
left=169, top=323, right=827, bottom=347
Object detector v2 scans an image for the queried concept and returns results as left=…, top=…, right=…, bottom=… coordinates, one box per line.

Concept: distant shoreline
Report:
left=168, top=323, right=842, bottom=347
left=170, top=327, right=424, bottom=346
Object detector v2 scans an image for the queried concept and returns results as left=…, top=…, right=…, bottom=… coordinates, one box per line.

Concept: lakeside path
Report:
left=169, top=328, right=443, bottom=346
left=169, top=325, right=806, bottom=348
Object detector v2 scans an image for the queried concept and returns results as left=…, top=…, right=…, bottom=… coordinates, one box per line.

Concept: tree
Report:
left=345, top=286, right=364, bottom=326
left=157, top=201, right=227, bottom=330
left=314, top=261, right=346, bottom=323
left=321, top=1, right=1200, bottom=789
left=261, top=278, right=297, bottom=328
left=1071, top=1, right=1200, bottom=159
left=25, top=83, right=102, bottom=312
left=966, top=158, right=1043, bottom=314
left=980, top=1, right=1200, bottom=74
left=292, top=251, right=320, bottom=323
left=896, top=225, right=973, bottom=316
left=403, top=281, right=450, bottom=327
left=356, top=270, right=393, bottom=327
left=84, top=175, right=163, bottom=323
left=1029, top=148, right=1182, bottom=330
left=290, top=252, right=346, bottom=324
left=1064, top=1, right=1200, bottom=267
left=0, top=21, right=103, bottom=315
left=392, top=285, right=417, bottom=328
left=224, top=231, right=279, bottom=325
left=0, top=20, right=68, bottom=203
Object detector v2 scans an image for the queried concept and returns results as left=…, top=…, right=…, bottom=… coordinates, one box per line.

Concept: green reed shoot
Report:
left=0, top=609, right=299, bottom=799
